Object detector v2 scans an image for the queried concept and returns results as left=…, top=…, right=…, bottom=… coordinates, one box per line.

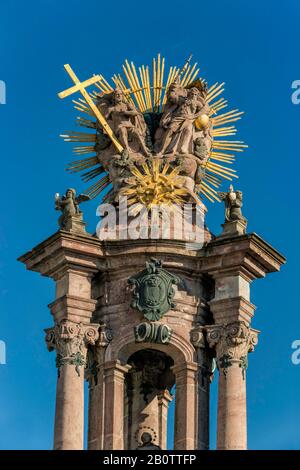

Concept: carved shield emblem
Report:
left=128, top=258, right=180, bottom=321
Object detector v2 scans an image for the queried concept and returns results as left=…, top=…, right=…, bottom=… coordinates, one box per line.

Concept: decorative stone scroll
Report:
left=45, top=319, right=100, bottom=377
left=134, top=322, right=172, bottom=344
left=190, top=327, right=206, bottom=349
left=205, top=321, right=259, bottom=379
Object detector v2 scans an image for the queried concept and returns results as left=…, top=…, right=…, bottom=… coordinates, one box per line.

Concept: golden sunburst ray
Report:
left=66, top=156, right=100, bottom=173
left=81, top=167, right=105, bottom=183
left=72, top=145, right=96, bottom=155
left=85, top=174, right=111, bottom=199
left=211, top=126, right=237, bottom=137
left=76, top=117, right=96, bottom=129
left=60, top=131, right=96, bottom=143
left=212, top=109, right=244, bottom=126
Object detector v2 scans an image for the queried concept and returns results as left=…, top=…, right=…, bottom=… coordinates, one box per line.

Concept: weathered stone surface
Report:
left=18, top=230, right=285, bottom=450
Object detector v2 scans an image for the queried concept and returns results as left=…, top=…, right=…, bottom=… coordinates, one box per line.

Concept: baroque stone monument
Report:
left=19, top=55, right=285, bottom=450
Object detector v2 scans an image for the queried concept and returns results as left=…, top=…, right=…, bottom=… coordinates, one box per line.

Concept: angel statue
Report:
left=218, top=185, right=246, bottom=223
left=55, top=188, right=90, bottom=233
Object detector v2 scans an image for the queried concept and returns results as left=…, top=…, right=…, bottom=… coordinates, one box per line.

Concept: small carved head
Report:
left=113, top=88, right=124, bottom=104
left=187, top=87, right=200, bottom=99
left=141, top=432, right=153, bottom=445
left=66, top=188, right=76, bottom=199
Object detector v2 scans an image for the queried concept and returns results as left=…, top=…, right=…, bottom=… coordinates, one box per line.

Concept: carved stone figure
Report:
left=90, top=80, right=214, bottom=204
left=137, top=432, right=161, bottom=450
left=155, top=85, right=208, bottom=157
left=55, top=188, right=90, bottom=233
left=97, top=89, right=151, bottom=157
left=128, top=258, right=180, bottom=321
left=218, top=185, right=246, bottom=223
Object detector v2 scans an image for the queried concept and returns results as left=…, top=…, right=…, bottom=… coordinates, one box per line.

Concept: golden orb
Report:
left=195, top=113, right=210, bottom=130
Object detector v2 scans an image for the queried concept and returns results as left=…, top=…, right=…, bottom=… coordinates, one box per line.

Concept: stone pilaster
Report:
left=45, top=319, right=99, bottom=450
left=173, top=362, right=198, bottom=450
left=103, top=360, right=131, bottom=450
left=85, top=327, right=112, bottom=450
left=191, top=327, right=213, bottom=450
left=157, top=390, right=173, bottom=449
left=206, top=321, right=259, bottom=449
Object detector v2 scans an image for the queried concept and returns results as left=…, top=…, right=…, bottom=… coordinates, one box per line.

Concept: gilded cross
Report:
left=58, top=64, right=123, bottom=153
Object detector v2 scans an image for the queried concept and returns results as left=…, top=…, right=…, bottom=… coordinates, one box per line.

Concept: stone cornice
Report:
left=18, top=230, right=103, bottom=278
left=203, top=232, right=286, bottom=280
left=18, top=230, right=285, bottom=281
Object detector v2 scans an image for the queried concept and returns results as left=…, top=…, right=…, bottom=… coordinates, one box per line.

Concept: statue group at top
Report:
left=60, top=55, right=247, bottom=209
left=95, top=78, right=211, bottom=201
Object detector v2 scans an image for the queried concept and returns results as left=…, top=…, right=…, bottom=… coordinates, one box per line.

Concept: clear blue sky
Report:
left=0, top=0, right=299, bottom=450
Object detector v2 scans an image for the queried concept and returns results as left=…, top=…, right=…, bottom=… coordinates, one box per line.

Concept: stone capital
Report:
left=205, top=321, right=259, bottom=377
left=45, top=319, right=100, bottom=377
left=85, top=326, right=113, bottom=387
left=104, top=360, right=132, bottom=382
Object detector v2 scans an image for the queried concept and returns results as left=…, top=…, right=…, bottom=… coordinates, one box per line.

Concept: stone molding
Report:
left=45, top=319, right=100, bottom=377
left=106, top=328, right=195, bottom=364
left=48, top=295, right=97, bottom=323
left=209, top=296, right=256, bottom=325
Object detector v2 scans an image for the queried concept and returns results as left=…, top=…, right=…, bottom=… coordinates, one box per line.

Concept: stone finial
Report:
left=205, top=321, right=259, bottom=378
left=55, top=188, right=90, bottom=234
left=45, top=319, right=100, bottom=377
left=218, top=185, right=247, bottom=238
